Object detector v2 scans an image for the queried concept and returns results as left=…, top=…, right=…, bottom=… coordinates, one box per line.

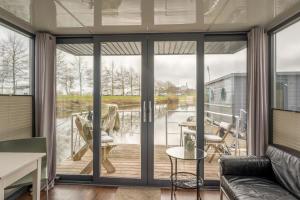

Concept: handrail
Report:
left=165, top=109, right=246, bottom=154
left=69, top=108, right=247, bottom=157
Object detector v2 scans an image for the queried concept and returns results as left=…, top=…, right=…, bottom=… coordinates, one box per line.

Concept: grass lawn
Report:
left=56, top=94, right=195, bottom=108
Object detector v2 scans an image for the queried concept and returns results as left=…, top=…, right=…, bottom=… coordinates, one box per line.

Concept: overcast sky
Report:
left=276, top=19, right=300, bottom=72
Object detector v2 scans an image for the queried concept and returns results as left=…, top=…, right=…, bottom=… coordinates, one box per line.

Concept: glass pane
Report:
left=204, top=41, right=247, bottom=180
left=154, top=0, right=196, bottom=25
left=102, top=0, right=141, bottom=26
left=274, top=20, right=300, bottom=111
left=56, top=43, right=94, bottom=175
left=154, top=41, right=197, bottom=179
left=100, top=42, right=141, bottom=178
left=0, top=23, right=32, bottom=95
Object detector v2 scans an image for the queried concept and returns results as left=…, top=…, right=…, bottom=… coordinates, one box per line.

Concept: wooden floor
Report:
left=18, top=184, right=222, bottom=200
left=57, top=134, right=246, bottom=180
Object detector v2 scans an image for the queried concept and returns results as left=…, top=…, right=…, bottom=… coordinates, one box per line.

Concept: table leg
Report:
left=32, top=158, right=42, bottom=200
left=0, top=180, right=4, bottom=200
left=101, top=146, right=116, bottom=173
left=175, top=158, right=177, bottom=193
left=180, top=126, right=183, bottom=146
left=168, top=156, right=174, bottom=200
left=196, top=160, right=201, bottom=200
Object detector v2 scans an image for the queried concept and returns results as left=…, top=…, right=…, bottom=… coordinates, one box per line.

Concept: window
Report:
left=0, top=23, right=33, bottom=95
left=204, top=40, right=247, bottom=180
left=55, top=43, right=94, bottom=175
left=0, top=22, right=33, bottom=141
left=273, top=20, right=300, bottom=111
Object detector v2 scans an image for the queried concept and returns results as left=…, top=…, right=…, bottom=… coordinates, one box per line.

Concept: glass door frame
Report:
left=146, top=33, right=205, bottom=186
left=56, top=37, right=95, bottom=183
left=203, top=34, right=247, bottom=187
left=92, top=35, right=149, bottom=185
left=56, top=33, right=248, bottom=188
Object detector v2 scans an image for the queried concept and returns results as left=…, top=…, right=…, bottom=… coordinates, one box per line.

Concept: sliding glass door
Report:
left=56, top=41, right=94, bottom=176
left=146, top=36, right=205, bottom=185
left=152, top=40, right=198, bottom=180
left=94, top=36, right=203, bottom=185
left=99, top=41, right=143, bottom=179
left=204, top=39, right=248, bottom=181
left=56, top=34, right=247, bottom=186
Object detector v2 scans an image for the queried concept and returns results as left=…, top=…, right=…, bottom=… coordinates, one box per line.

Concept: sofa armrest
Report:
left=220, top=155, right=273, bottom=177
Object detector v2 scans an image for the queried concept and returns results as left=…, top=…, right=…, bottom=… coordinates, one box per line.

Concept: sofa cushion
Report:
left=221, top=176, right=298, bottom=200
left=219, top=156, right=274, bottom=178
left=266, top=145, right=300, bottom=199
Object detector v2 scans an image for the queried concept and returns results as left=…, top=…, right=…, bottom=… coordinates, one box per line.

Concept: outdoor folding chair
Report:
left=74, top=115, right=116, bottom=174
left=204, top=122, right=232, bottom=163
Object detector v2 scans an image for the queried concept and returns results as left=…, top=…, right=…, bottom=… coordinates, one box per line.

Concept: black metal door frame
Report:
left=146, top=33, right=205, bottom=186
left=56, top=33, right=247, bottom=188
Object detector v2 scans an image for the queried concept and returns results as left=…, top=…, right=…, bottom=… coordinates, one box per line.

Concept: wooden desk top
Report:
left=0, top=153, right=45, bottom=179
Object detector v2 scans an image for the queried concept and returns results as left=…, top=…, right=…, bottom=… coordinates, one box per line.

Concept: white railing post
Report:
left=71, top=114, right=74, bottom=157
left=235, top=116, right=240, bottom=156
left=165, top=111, right=168, bottom=147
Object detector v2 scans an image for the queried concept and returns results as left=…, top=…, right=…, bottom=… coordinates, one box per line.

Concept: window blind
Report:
left=273, top=109, right=300, bottom=151
left=0, top=96, right=32, bottom=141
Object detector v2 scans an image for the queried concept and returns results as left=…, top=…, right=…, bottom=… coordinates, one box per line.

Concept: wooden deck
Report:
left=57, top=134, right=246, bottom=180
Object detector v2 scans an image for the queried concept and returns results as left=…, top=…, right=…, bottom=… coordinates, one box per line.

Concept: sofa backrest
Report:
left=266, top=145, right=300, bottom=198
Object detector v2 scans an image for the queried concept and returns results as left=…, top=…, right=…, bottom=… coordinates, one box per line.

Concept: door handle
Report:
left=143, top=101, right=147, bottom=123
left=149, top=101, right=152, bottom=123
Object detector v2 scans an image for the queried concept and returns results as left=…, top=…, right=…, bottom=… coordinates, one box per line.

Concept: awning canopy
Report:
left=57, top=41, right=246, bottom=56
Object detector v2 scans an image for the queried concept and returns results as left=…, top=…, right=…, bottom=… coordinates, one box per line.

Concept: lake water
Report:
left=56, top=103, right=196, bottom=164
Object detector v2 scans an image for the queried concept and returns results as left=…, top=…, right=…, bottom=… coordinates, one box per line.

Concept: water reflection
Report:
left=56, top=102, right=195, bottom=164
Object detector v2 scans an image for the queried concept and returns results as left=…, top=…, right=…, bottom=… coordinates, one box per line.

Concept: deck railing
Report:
left=70, top=109, right=246, bottom=157
left=165, top=109, right=247, bottom=155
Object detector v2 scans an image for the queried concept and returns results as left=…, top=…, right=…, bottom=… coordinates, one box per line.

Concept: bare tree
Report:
left=61, top=66, right=75, bottom=95
left=166, top=81, right=177, bottom=94
left=129, top=67, right=134, bottom=95
left=0, top=33, right=29, bottom=94
left=56, top=50, right=75, bottom=95
left=0, top=66, right=10, bottom=93
left=130, top=68, right=140, bottom=96
left=72, top=57, right=85, bottom=96
left=101, top=63, right=141, bottom=96
left=111, top=61, right=115, bottom=95
left=84, top=67, right=93, bottom=92
left=116, top=66, right=126, bottom=96
left=101, top=65, right=112, bottom=95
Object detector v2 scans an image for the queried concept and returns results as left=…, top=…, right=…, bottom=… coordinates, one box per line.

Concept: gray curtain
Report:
left=35, top=32, right=56, bottom=185
left=247, top=27, right=269, bottom=156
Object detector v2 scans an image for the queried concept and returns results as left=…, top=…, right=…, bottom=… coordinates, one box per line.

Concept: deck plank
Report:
left=57, top=134, right=246, bottom=180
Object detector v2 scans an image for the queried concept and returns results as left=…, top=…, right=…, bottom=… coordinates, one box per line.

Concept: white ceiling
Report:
left=0, top=0, right=299, bottom=34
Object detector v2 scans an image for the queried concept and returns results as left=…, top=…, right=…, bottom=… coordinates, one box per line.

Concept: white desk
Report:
left=0, top=153, right=46, bottom=200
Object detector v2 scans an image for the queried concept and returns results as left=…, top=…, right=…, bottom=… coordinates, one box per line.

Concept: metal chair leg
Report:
left=220, top=188, right=223, bottom=200
left=205, top=144, right=211, bottom=151
left=46, top=183, right=49, bottom=200
left=208, top=146, right=219, bottom=163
